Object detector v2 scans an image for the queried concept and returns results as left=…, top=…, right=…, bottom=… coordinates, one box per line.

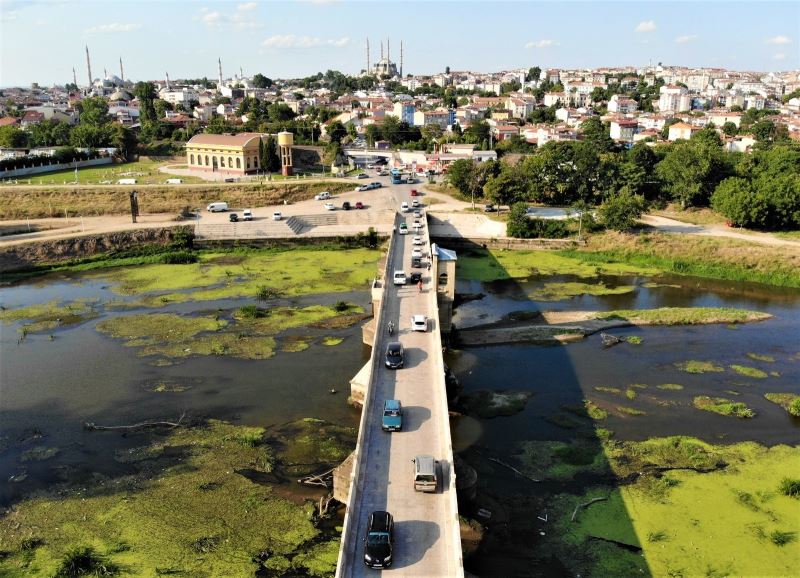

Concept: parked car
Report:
left=356, top=184, right=369, bottom=192
left=412, top=220, right=423, bottom=231
left=369, top=182, right=382, bottom=189
left=411, top=315, right=427, bottom=332
left=363, top=511, right=394, bottom=569
left=412, top=257, right=423, bottom=268
left=411, top=199, right=420, bottom=208
left=409, top=272, right=422, bottom=284
left=484, top=204, right=497, bottom=212
left=412, top=236, right=424, bottom=246
left=400, top=201, right=409, bottom=212
left=393, top=270, right=407, bottom=285
left=355, top=201, right=364, bottom=209
left=413, top=210, right=422, bottom=218
left=324, top=202, right=335, bottom=211
left=382, top=400, right=403, bottom=432
left=315, top=191, right=331, bottom=200
left=342, top=201, right=351, bottom=210
left=411, top=248, right=423, bottom=259
left=229, top=213, right=239, bottom=222
left=272, top=211, right=282, bottom=221
left=410, top=189, right=419, bottom=196
left=243, top=209, right=253, bottom=221
left=356, top=173, right=368, bottom=179
left=398, top=223, right=409, bottom=235
left=384, top=342, right=404, bottom=369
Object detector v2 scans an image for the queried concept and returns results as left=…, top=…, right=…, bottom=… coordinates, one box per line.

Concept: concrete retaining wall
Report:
left=1, top=157, right=113, bottom=179
left=430, top=235, right=583, bottom=251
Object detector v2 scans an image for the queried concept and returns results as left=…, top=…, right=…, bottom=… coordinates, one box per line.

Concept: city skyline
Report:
left=0, top=0, right=798, bottom=87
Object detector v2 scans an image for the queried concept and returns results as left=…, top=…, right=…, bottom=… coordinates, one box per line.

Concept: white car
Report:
left=411, top=199, right=420, bottom=208
left=356, top=173, right=368, bottom=179
left=413, top=210, right=422, bottom=218
left=412, top=236, right=424, bottom=246
left=393, top=270, right=407, bottom=286
left=324, top=202, right=335, bottom=211
left=411, top=315, right=427, bottom=332
left=413, top=220, right=423, bottom=230
left=400, top=201, right=409, bottom=213
left=315, top=191, right=331, bottom=200
left=411, top=248, right=423, bottom=259
left=243, top=209, right=253, bottom=221
left=272, top=211, right=282, bottom=221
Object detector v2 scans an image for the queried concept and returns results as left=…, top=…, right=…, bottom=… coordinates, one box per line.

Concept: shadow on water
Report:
left=446, top=243, right=651, bottom=578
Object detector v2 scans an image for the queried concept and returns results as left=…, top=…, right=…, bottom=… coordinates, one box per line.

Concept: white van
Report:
left=400, top=201, right=409, bottom=212
left=243, top=209, right=253, bottom=221
left=393, top=270, right=407, bottom=286
left=166, top=178, right=182, bottom=184
left=206, top=202, right=229, bottom=212
left=412, top=455, right=438, bottom=492
left=117, top=178, right=137, bottom=185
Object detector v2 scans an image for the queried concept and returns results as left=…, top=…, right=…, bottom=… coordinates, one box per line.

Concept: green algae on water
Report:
left=529, top=282, right=635, bottom=302
left=322, top=337, right=344, bottom=346
left=594, top=386, right=621, bottom=394
left=730, top=365, right=768, bottom=379
left=675, top=360, right=725, bottom=374
left=656, top=383, right=684, bottom=391
left=747, top=353, right=775, bottom=363
left=764, top=393, right=800, bottom=416
left=0, top=300, right=99, bottom=333
left=616, top=406, right=646, bottom=416
left=693, top=396, right=755, bottom=418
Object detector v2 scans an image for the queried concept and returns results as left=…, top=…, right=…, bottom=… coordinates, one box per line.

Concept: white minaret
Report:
left=85, top=45, right=93, bottom=88
left=380, top=41, right=384, bottom=60
left=119, top=57, right=124, bottom=83
left=387, top=37, right=390, bottom=64
left=366, top=38, right=370, bottom=74
left=400, top=41, right=403, bottom=78
left=72, top=67, right=77, bottom=89
left=218, top=57, right=223, bottom=91
left=165, top=72, right=171, bottom=91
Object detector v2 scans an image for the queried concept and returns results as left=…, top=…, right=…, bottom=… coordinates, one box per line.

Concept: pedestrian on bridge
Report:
left=417, top=279, right=423, bottom=293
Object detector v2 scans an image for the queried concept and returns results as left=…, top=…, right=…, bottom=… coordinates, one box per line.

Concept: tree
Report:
left=153, top=99, right=173, bottom=120
left=76, top=97, right=110, bottom=126
left=580, top=117, right=614, bottom=152
left=661, top=118, right=681, bottom=140
left=264, top=135, right=281, bottom=172
left=365, top=124, right=381, bottom=147
left=252, top=73, right=273, bottom=88
left=721, top=121, right=738, bottom=137
left=205, top=115, right=234, bottom=134
left=483, top=167, right=527, bottom=207
left=0, top=126, right=27, bottom=148
left=598, top=188, right=646, bottom=231
left=446, top=159, right=475, bottom=197
left=445, top=66, right=451, bottom=74
left=526, top=67, right=541, bottom=82
left=656, top=139, right=731, bottom=208
left=327, top=120, right=347, bottom=144
left=133, top=82, right=158, bottom=125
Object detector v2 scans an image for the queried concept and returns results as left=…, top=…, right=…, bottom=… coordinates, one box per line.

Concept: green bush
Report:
left=55, top=546, right=120, bottom=577
left=506, top=203, right=569, bottom=238
left=332, top=300, right=350, bottom=312
left=598, top=189, right=646, bottom=231
left=237, top=305, right=266, bottom=319
left=161, top=250, right=198, bottom=264
left=790, top=398, right=800, bottom=417
left=779, top=477, right=800, bottom=499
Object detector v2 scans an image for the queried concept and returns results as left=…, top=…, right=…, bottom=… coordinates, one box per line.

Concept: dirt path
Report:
left=640, top=215, right=800, bottom=248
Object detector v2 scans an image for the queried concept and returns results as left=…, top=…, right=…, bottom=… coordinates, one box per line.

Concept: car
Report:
left=356, top=173, right=369, bottom=179
left=356, top=184, right=370, bottom=192
left=410, top=189, right=419, bottom=196
left=412, top=257, right=423, bottom=268
left=484, top=204, right=497, bottom=212
left=355, top=201, right=364, bottom=209
left=411, top=248, right=423, bottom=259
left=412, top=236, right=424, bottom=246
left=413, top=219, right=423, bottom=230
left=369, top=182, right=382, bottom=189
left=363, top=510, right=394, bottom=570
left=382, top=400, right=403, bottom=432
left=398, top=223, right=408, bottom=235
left=384, top=342, right=404, bottom=369
left=272, top=211, right=282, bottom=221
left=324, top=202, right=335, bottom=211
left=229, top=213, right=239, bottom=222
left=224, top=177, right=236, bottom=183
left=342, top=201, right=351, bottom=210
left=243, top=209, right=253, bottom=221
left=411, top=199, right=420, bottom=208
left=400, top=201, right=409, bottom=212
left=393, top=270, right=407, bottom=286
left=411, top=315, right=428, bottom=332
left=315, top=191, right=331, bottom=201
left=207, top=202, right=228, bottom=212
left=413, top=210, right=422, bottom=218
left=409, top=272, right=422, bottom=284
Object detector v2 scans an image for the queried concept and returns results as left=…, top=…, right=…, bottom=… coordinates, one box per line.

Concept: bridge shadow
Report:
left=440, top=239, right=652, bottom=578
left=399, top=405, right=431, bottom=434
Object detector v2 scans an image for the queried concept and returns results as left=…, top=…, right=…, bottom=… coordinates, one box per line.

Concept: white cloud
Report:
left=197, top=5, right=262, bottom=29
left=0, top=9, right=19, bottom=23
left=765, top=35, right=791, bottom=45
left=202, top=11, right=221, bottom=25
left=294, top=0, right=339, bottom=4
left=238, top=2, right=257, bottom=10
left=773, top=53, right=786, bottom=60
left=262, top=34, right=349, bottom=48
left=635, top=20, right=656, bottom=33
left=675, top=34, right=698, bottom=44
left=86, top=22, right=141, bottom=34
left=525, top=39, right=555, bottom=49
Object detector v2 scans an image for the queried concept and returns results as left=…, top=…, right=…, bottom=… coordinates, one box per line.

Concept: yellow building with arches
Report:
left=185, top=133, right=266, bottom=175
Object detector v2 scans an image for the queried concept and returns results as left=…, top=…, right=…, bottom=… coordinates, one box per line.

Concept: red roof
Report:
left=0, top=117, right=19, bottom=126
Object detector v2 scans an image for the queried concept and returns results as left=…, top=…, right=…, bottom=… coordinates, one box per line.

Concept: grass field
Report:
left=2, top=157, right=208, bottom=186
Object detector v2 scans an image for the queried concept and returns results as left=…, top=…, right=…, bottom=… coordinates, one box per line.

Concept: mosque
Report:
left=365, top=37, right=403, bottom=78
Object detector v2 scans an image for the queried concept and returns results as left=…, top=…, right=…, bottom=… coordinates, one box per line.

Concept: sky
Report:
left=1, top=0, right=798, bottom=87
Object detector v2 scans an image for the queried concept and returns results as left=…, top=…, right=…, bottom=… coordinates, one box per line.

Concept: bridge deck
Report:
left=337, top=215, right=462, bottom=577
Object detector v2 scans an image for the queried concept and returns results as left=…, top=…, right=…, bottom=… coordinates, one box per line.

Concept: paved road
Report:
left=338, top=183, right=460, bottom=577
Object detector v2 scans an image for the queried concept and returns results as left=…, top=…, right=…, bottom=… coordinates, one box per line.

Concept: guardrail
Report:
left=335, top=213, right=400, bottom=576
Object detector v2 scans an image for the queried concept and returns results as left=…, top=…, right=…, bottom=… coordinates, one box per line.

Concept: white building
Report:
left=608, top=95, right=638, bottom=114
left=160, top=88, right=199, bottom=105
left=659, top=85, right=691, bottom=113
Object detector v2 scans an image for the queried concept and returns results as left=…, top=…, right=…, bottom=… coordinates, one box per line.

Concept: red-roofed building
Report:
left=0, top=117, right=20, bottom=127
left=20, top=111, right=45, bottom=127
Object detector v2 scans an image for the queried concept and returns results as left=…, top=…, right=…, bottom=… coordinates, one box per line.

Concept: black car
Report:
left=484, top=204, right=496, bottom=212
left=384, top=341, right=404, bottom=369
left=409, top=272, right=422, bottom=284
left=229, top=213, right=239, bottom=222
left=364, top=511, right=394, bottom=569
left=342, top=201, right=351, bottom=210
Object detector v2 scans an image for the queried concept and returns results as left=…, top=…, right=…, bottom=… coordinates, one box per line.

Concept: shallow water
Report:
left=0, top=274, right=368, bottom=506
left=450, top=273, right=800, bottom=450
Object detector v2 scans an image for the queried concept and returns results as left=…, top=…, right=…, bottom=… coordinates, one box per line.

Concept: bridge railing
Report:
left=335, top=212, right=400, bottom=576
left=425, top=218, right=464, bottom=578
